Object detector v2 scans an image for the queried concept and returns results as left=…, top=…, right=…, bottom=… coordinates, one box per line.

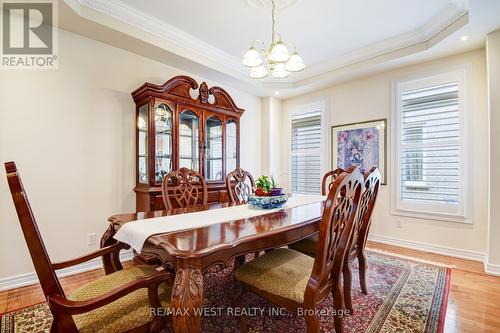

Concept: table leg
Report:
left=171, top=264, right=204, bottom=333
left=100, top=224, right=122, bottom=274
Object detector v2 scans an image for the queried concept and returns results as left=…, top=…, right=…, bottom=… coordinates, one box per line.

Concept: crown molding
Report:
left=65, top=0, right=469, bottom=96
left=287, top=5, right=468, bottom=83
left=72, top=0, right=251, bottom=81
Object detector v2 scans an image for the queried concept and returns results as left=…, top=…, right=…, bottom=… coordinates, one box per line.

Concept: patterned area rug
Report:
left=0, top=251, right=450, bottom=333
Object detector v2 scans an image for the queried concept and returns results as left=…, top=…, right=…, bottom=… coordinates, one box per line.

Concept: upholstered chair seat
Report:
left=288, top=234, right=318, bottom=258
left=5, top=161, right=173, bottom=333
left=290, top=168, right=382, bottom=315
left=235, top=248, right=314, bottom=303
left=68, top=266, right=172, bottom=333
left=233, top=166, right=364, bottom=333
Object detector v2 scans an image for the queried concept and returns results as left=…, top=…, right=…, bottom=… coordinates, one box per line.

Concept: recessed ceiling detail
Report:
left=62, top=0, right=500, bottom=97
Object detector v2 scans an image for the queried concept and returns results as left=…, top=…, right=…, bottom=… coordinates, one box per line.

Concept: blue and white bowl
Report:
left=248, top=194, right=288, bottom=209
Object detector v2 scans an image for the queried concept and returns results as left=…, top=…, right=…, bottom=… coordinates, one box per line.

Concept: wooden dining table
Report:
left=100, top=201, right=324, bottom=333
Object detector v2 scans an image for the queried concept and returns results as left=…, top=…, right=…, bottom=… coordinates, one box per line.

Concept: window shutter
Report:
left=291, top=110, right=322, bottom=194
left=400, top=82, right=460, bottom=205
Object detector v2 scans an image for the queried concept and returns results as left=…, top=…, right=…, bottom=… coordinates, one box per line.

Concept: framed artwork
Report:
left=331, top=119, right=387, bottom=184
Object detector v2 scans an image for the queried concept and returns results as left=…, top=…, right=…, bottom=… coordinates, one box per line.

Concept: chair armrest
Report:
left=48, top=269, right=173, bottom=315
left=52, top=242, right=129, bottom=270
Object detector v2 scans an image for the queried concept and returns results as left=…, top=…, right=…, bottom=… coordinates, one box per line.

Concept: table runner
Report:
left=114, top=194, right=326, bottom=252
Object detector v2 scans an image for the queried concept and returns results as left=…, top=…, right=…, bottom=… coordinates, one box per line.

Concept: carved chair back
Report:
left=4, top=162, right=76, bottom=327
left=321, top=168, right=346, bottom=195
left=308, top=166, right=363, bottom=291
left=162, top=167, right=208, bottom=209
left=353, top=167, right=381, bottom=254
left=226, top=168, right=255, bottom=204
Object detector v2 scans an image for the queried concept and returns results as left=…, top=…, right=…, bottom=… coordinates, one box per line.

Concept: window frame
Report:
left=391, top=69, right=472, bottom=224
left=287, top=101, right=327, bottom=195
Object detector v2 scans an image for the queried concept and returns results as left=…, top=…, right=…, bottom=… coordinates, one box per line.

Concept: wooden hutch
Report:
left=132, top=75, right=244, bottom=211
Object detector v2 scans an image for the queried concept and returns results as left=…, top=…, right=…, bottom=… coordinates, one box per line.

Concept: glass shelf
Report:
left=154, top=104, right=173, bottom=183
left=226, top=120, right=237, bottom=173
left=179, top=110, right=200, bottom=171
left=206, top=116, right=223, bottom=181
left=138, top=104, right=149, bottom=184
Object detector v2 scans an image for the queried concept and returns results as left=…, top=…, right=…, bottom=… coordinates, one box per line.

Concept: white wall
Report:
left=0, top=28, right=262, bottom=280
left=281, top=49, right=489, bottom=256
left=261, top=97, right=282, bottom=177
left=486, top=30, right=500, bottom=271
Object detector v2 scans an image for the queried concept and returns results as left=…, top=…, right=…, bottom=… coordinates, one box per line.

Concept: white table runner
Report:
left=114, top=194, right=326, bottom=252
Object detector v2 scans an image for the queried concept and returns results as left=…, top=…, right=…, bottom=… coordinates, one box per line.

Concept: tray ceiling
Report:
left=62, top=0, right=500, bottom=97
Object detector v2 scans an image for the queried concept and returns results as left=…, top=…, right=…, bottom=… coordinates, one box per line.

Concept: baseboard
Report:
left=484, top=258, right=500, bottom=276
left=368, top=234, right=486, bottom=262
left=0, top=251, right=134, bottom=292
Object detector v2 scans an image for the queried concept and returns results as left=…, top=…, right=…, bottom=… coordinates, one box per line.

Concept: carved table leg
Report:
left=171, top=261, right=204, bottom=333
left=100, top=223, right=122, bottom=274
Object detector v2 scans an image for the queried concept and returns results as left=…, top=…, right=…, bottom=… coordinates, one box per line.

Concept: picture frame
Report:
left=331, top=118, right=387, bottom=184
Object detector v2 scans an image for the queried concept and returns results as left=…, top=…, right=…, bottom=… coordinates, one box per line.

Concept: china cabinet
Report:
left=132, top=75, right=244, bottom=211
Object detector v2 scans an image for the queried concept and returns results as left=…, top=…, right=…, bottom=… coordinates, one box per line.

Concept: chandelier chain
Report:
left=242, top=0, right=305, bottom=79
left=271, top=0, right=276, bottom=44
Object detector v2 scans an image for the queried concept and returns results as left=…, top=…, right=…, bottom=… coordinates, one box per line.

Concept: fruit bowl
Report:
left=248, top=194, right=288, bottom=209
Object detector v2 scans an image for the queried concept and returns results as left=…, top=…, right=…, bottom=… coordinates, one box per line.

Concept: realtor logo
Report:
left=1, top=0, right=58, bottom=68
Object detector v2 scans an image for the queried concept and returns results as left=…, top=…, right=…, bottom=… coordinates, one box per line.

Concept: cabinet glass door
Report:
left=226, top=120, right=237, bottom=173
left=137, top=104, right=148, bottom=184
left=179, top=110, right=200, bottom=171
left=154, top=103, right=173, bottom=183
left=205, top=116, right=223, bottom=181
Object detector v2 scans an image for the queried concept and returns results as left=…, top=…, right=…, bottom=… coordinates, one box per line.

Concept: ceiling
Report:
left=62, top=0, right=500, bottom=98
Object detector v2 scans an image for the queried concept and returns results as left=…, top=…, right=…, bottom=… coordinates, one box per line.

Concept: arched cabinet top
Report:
left=132, top=75, right=245, bottom=117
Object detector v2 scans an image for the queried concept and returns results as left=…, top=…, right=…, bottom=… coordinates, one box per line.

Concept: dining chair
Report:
left=162, top=167, right=208, bottom=209
left=344, top=167, right=381, bottom=301
left=232, top=166, right=363, bottom=333
left=4, top=161, right=173, bottom=333
left=226, top=167, right=255, bottom=204
left=290, top=167, right=381, bottom=314
left=322, top=168, right=346, bottom=196
left=289, top=168, right=347, bottom=257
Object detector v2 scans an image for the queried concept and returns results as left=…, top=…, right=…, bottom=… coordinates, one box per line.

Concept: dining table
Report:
left=100, top=197, right=325, bottom=333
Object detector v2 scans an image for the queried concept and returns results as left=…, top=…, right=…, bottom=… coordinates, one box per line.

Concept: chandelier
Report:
left=242, top=0, right=305, bottom=79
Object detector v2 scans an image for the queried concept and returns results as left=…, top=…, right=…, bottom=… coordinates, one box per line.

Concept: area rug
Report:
left=0, top=251, right=450, bottom=333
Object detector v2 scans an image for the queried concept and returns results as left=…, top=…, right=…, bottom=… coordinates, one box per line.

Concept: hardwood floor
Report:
left=366, top=241, right=500, bottom=333
left=1, top=242, right=499, bottom=332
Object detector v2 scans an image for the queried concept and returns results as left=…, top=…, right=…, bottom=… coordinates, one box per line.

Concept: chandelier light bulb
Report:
left=268, top=41, right=291, bottom=63
left=242, top=46, right=263, bottom=67
left=241, top=0, right=304, bottom=79
left=285, top=52, right=305, bottom=72
left=271, top=63, right=290, bottom=79
left=249, top=65, right=268, bottom=79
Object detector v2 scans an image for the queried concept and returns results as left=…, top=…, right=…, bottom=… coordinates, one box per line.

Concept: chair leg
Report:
left=333, top=280, right=345, bottom=333
left=231, top=282, right=248, bottom=333
left=233, top=255, right=246, bottom=273
left=358, top=250, right=368, bottom=295
left=342, top=261, right=354, bottom=315
left=304, top=312, right=320, bottom=333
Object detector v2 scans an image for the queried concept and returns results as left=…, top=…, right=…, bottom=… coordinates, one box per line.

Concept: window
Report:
left=393, top=70, right=470, bottom=222
left=291, top=110, right=322, bottom=194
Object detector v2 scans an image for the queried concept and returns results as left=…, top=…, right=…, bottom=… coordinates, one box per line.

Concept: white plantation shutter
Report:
left=291, top=110, right=322, bottom=194
left=394, top=71, right=470, bottom=222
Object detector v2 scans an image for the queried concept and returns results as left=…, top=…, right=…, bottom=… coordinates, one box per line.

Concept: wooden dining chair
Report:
left=342, top=167, right=381, bottom=311
left=5, top=161, right=172, bottom=333
left=322, top=168, right=346, bottom=196
left=232, top=166, right=363, bottom=333
left=289, top=168, right=347, bottom=257
left=162, top=167, right=208, bottom=209
left=226, top=167, right=255, bottom=204
left=290, top=167, right=381, bottom=314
